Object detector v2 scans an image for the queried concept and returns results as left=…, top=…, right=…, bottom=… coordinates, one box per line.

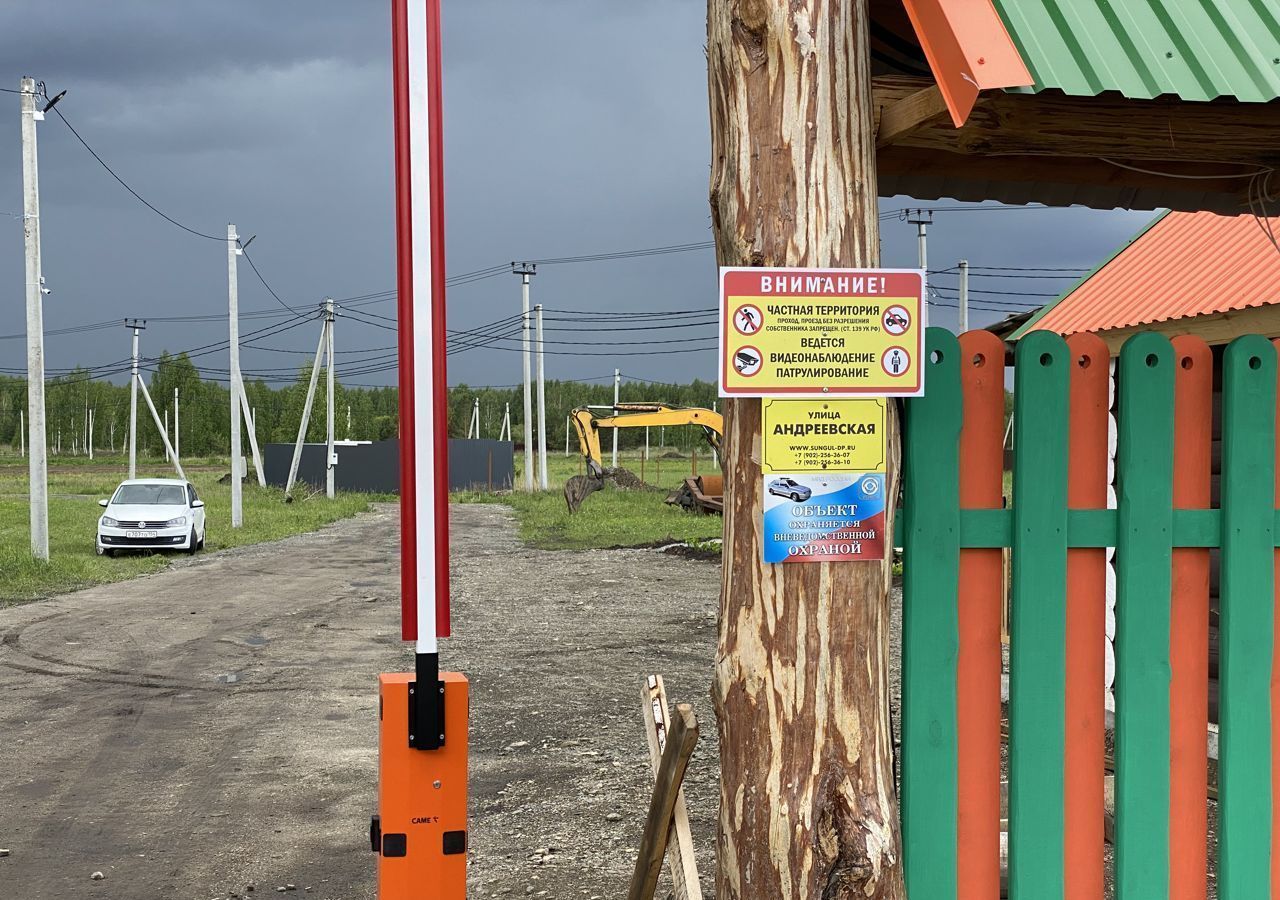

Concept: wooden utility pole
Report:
left=707, top=3, right=905, bottom=898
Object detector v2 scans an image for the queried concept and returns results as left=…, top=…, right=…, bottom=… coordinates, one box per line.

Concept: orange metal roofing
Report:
left=899, top=0, right=1033, bottom=126
left=1029, top=211, right=1280, bottom=336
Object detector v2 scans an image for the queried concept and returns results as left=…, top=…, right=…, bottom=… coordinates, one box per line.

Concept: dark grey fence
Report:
left=263, top=438, right=514, bottom=493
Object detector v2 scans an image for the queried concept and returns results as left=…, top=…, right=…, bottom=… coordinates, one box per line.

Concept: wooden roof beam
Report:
left=876, top=145, right=1254, bottom=213
left=1089, top=305, right=1280, bottom=354
left=876, top=83, right=949, bottom=147
left=876, top=75, right=1280, bottom=166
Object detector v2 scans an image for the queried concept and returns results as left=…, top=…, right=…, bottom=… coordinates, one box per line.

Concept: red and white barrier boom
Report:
left=372, top=1, right=468, bottom=895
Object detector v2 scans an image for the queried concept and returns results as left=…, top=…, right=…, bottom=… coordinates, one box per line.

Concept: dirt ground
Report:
left=0, top=503, right=729, bottom=899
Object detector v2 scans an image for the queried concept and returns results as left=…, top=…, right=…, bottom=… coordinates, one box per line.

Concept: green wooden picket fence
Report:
left=899, top=326, right=1277, bottom=899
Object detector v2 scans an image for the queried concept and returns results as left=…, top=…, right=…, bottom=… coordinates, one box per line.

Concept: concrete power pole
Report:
left=285, top=308, right=329, bottom=496
left=611, top=368, right=620, bottom=468
left=513, top=263, right=536, bottom=490
left=19, top=410, right=24, bottom=457
left=20, top=76, right=48, bottom=560
left=324, top=297, right=336, bottom=499
left=235, top=389, right=266, bottom=487
left=228, top=224, right=243, bottom=527
left=87, top=408, right=93, bottom=460
left=958, top=258, right=969, bottom=333
left=173, top=387, right=179, bottom=466
left=125, top=320, right=144, bottom=480
left=164, top=408, right=169, bottom=461
left=908, top=209, right=932, bottom=310
left=535, top=303, right=548, bottom=490
left=135, top=374, right=184, bottom=480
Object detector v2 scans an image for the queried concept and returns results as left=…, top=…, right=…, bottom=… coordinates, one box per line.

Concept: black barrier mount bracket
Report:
left=408, top=651, right=445, bottom=750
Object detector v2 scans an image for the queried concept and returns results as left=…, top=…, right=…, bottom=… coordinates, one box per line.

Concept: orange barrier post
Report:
left=955, top=331, right=1005, bottom=899
left=1169, top=336, right=1211, bottom=900
left=1063, top=334, right=1109, bottom=900
left=375, top=673, right=469, bottom=897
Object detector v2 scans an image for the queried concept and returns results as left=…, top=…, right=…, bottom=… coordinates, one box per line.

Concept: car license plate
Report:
left=126, top=530, right=158, bottom=539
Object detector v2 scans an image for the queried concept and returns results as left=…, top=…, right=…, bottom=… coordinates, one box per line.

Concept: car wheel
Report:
left=791, top=492, right=800, bottom=501
left=96, top=543, right=114, bottom=558
left=198, top=532, right=205, bottom=550
left=187, top=528, right=199, bottom=555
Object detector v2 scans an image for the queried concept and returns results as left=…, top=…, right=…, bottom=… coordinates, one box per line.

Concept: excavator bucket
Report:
left=663, top=474, right=724, bottom=515
left=564, top=473, right=605, bottom=513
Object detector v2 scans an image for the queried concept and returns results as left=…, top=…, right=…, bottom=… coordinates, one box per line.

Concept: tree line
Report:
left=0, top=354, right=721, bottom=457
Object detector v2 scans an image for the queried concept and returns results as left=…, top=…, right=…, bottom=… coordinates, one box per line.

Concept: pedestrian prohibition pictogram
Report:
left=734, top=304, right=763, bottom=335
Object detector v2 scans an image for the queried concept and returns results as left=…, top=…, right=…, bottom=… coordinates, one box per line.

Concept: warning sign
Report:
left=719, top=267, right=924, bottom=397
left=762, top=400, right=886, bottom=473
left=761, top=399, right=888, bottom=564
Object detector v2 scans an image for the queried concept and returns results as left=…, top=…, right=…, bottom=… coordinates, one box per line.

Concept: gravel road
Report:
left=0, top=503, right=726, bottom=899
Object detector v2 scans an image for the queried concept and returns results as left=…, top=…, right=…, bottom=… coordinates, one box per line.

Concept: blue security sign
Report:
left=762, top=472, right=886, bottom=563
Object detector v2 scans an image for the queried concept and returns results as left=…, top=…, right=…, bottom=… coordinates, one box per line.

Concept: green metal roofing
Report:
left=990, top=0, right=1280, bottom=102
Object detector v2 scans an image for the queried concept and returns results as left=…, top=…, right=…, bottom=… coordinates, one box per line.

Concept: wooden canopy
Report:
left=870, top=0, right=1280, bottom=213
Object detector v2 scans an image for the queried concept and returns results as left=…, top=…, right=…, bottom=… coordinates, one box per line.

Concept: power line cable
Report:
left=51, top=106, right=228, bottom=242
left=239, top=245, right=302, bottom=314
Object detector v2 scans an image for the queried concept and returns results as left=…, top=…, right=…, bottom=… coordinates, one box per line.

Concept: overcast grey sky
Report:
left=0, top=1, right=1155, bottom=389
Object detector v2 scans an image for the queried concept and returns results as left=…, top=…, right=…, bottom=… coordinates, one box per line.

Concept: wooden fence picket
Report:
left=1115, top=333, right=1177, bottom=899
left=1064, top=333, right=1109, bottom=900
left=1219, top=336, right=1276, bottom=898
left=1169, top=335, right=1212, bottom=900
left=896, top=328, right=1280, bottom=899
left=1009, top=330, right=1071, bottom=899
left=902, top=328, right=963, bottom=899
left=956, top=329, right=1006, bottom=900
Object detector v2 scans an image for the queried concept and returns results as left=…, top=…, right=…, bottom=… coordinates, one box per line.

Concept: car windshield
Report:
left=113, top=484, right=186, bottom=505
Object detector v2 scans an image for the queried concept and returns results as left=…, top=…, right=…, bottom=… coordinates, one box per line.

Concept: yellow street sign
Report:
left=761, top=399, right=887, bottom=474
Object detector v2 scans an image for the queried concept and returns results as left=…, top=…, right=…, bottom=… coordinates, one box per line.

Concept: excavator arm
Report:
left=565, top=403, right=723, bottom=512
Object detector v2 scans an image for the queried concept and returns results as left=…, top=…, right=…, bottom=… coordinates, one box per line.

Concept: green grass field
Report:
left=457, top=449, right=724, bottom=551
left=0, top=453, right=384, bottom=605
left=0, top=444, right=723, bottom=603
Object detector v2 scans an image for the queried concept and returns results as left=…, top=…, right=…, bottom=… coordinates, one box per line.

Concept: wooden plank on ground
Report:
left=641, top=676, right=701, bottom=900
left=628, top=704, right=698, bottom=900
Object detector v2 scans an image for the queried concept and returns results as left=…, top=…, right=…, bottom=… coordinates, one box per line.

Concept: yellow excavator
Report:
left=565, top=403, right=723, bottom=512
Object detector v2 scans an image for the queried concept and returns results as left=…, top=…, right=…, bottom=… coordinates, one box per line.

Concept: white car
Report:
left=96, top=478, right=206, bottom=557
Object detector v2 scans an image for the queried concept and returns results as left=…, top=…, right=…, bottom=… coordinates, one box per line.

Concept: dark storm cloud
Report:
left=1, top=2, right=1153, bottom=388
